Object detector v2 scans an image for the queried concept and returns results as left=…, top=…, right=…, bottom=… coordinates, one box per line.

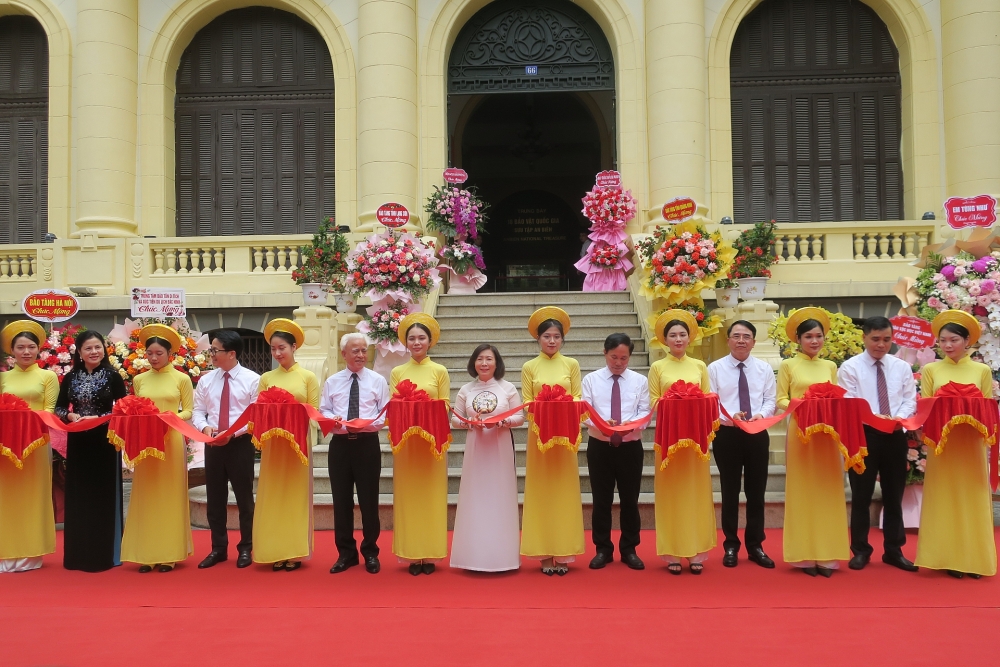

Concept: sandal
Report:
left=555, top=564, right=568, bottom=576
left=667, top=563, right=683, bottom=575
left=689, top=563, right=703, bottom=575
left=273, top=561, right=287, bottom=572
left=284, top=561, right=302, bottom=572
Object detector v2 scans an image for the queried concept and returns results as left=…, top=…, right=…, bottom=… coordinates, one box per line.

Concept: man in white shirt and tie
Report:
left=581, top=333, right=650, bottom=571
left=838, top=316, right=919, bottom=572
left=708, top=320, right=777, bottom=569
left=321, top=332, right=389, bottom=575
left=192, top=330, right=261, bottom=569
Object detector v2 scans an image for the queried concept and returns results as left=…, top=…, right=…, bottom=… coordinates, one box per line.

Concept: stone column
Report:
left=292, top=305, right=340, bottom=383
left=941, top=0, right=1000, bottom=198
left=644, top=0, right=707, bottom=229
left=356, top=0, right=420, bottom=232
left=73, top=0, right=139, bottom=238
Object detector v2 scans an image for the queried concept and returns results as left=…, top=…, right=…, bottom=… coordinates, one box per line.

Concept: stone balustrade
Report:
left=0, top=247, right=37, bottom=281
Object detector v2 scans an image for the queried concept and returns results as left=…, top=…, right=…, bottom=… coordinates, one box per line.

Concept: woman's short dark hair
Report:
left=144, top=336, right=173, bottom=352
left=11, top=331, right=40, bottom=347
left=664, top=319, right=689, bottom=338
left=940, top=322, right=970, bottom=339
left=604, top=333, right=634, bottom=353
left=795, top=318, right=824, bottom=339
left=536, top=319, right=564, bottom=337
left=72, top=330, right=111, bottom=371
left=405, top=322, right=432, bottom=340
left=269, top=331, right=297, bottom=347
left=466, top=344, right=505, bottom=380
left=211, top=329, right=243, bottom=357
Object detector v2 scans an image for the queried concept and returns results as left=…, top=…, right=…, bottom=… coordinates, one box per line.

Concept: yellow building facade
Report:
left=0, top=0, right=995, bottom=342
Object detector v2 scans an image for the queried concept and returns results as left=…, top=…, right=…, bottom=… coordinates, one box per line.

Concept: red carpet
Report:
left=4, top=529, right=999, bottom=666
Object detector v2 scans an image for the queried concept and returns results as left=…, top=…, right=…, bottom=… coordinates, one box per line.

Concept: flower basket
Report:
left=635, top=221, right=735, bottom=302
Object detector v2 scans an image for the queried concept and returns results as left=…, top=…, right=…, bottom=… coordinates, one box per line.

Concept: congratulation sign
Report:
left=944, top=194, right=998, bottom=230
left=594, top=170, right=621, bottom=190
left=661, top=197, right=696, bottom=223
left=376, top=203, right=410, bottom=228
left=443, top=168, right=468, bottom=184
left=131, top=287, right=186, bottom=318
left=890, top=315, right=935, bottom=349
left=22, top=290, right=79, bottom=323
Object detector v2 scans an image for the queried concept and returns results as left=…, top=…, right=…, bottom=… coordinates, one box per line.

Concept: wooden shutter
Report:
left=175, top=8, right=335, bottom=236
left=729, top=0, right=903, bottom=223
left=0, top=17, right=47, bottom=244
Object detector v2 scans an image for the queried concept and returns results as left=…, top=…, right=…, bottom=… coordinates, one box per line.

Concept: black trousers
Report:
left=586, top=437, right=643, bottom=556
left=713, top=425, right=770, bottom=552
left=330, top=432, right=382, bottom=560
left=205, top=434, right=256, bottom=553
left=849, top=426, right=908, bottom=558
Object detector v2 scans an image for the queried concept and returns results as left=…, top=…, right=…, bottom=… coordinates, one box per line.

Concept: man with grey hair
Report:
left=320, top=332, right=389, bottom=574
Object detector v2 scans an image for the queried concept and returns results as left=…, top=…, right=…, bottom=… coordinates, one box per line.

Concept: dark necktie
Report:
left=611, top=374, right=622, bottom=447
left=737, top=362, right=752, bottom=418
left=218, top=371, right=231, bottom=431
left=348, top=373, right=360, bottom=421
left=875, top=360, right=890, bottom=415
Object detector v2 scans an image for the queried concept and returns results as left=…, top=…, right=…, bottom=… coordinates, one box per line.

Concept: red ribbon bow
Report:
left=663, top=381, right=706, bottom=399
left=112, top=395, right=160, bottom=416
left=0, top=393, right=30, bottom=411
left=935, top=382, right=985, bottom=399
left=257, top=386, right=299, bottom=404
left=802, top=382, right=847, bottom=400
left=392, top=379, right=432, bottom=402
left=535, top=384, right=575, bottom=402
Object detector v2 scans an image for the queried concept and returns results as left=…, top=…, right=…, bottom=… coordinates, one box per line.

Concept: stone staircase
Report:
left=192, top=291, right=875, bottom=531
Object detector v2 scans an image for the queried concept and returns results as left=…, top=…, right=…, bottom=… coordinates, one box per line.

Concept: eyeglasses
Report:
left=209, top=348, right=229, bottom=355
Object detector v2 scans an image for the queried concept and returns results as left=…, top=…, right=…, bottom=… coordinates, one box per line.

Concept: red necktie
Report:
left=611, top=374, right=622, bottom=447
left=218, top=371, right=231, bottom=431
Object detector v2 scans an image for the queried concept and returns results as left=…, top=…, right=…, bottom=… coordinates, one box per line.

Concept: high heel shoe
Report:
left=816, top=567, right=833, bottom=578
left=138, top=565, right=153, bottom=574
left=421, top=562, right=435, bottom=575
left=946, top=570, right=964, bottom=579
left=273, top=561, right=287, bottom=572
left=409, top=563, right=422, bottom=576
left=802, top=566, right=819, bottom=577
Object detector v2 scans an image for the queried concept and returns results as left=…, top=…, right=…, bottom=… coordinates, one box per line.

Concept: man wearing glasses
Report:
left=192, top=330, right=261, bottom=569
left=708, top=320, right=777, bottom=569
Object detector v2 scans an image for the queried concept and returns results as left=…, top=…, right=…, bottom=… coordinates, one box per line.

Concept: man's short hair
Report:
left=727, top=320, right=757, bottom=337
left=210, top=330, right=243, bottom=357
left=604, top=333, right=634, bottom=354
left=862, top=316, right=893, bottom=335
left=340, top=332, right=369, bottom=351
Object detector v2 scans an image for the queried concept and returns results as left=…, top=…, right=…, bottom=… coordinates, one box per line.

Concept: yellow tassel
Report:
left=923, top=415, right=997, bottom=456
left=798, top=423, right=868, bottom=473
left=526, top=411, right=589, bottom=453
left=390, top=426, right=452, bottom=461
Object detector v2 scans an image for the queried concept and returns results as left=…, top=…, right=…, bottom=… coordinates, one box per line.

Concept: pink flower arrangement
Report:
left=347, top=232, right=440, bottom=301
left=441, top=241, right=486, bottom=274
left=589, top=243, right=622, bottom=268
left=640, top=228, right=722, bottom=287
left=358, top=301, right=410, bottom=344
left=581, top=186, right=637, bottom=228
left=424, top=185, right=489, bottom=241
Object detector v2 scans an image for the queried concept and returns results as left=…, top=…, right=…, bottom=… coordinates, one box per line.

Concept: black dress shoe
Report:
left=722, top=547, right=738, bottom=568
left=622, top=553, right=645, bottom=570
left=330, top=556, right=359, bottom=574
left=802, top=566, right=818, bottom=576
left=849, top=553, right=871, bottom=570
left=408, top=563, right=422, bottom=576
left=747, top=547, right=775, bottom=569
left=198, top=550, right=227, bottom=569
left=365, top=556, right=380, bottom=574
left=946, top=570, right=964, bottom=579
left=816, top=566, right=834, bottom=578
left=138, top=565, right=153, bottom=574
left=589, top=552, right=612, bottom=569
left=881, top=553, right=918, bottom=572
left=422, top=562, right=435, bottom=575
left=236, top=550, right=252, bottom=569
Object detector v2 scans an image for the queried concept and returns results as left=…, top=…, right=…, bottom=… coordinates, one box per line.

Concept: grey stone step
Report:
left=439, top=292, right=635, bottom=306
left=437, top=324, right=643, bottom=343
left=436, top=303, right=638, bottom=317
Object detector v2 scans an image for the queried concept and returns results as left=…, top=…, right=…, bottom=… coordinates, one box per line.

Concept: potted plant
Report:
left=440, top=241, right=487, bottom=294
left=291, top=217, right=351, bottom=308
left=714, top=277, right=740, bottom=308
left=730, top=221, right=779, bottom=301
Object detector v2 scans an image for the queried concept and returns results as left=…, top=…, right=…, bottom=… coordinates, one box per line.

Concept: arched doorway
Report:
left=0, top=17, right=48, bottom=244
left=729, top=0, right=903, bottom=224
left=174, top=7, right=335, bottom=237
left=448, top=0, right=615, bottom=291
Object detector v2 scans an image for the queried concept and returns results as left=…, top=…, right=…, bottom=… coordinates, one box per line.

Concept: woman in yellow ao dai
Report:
left=0, top=321, right=59, bottom=573
left=776, top=309, right=848, bottom=576
left=255, top=319, right=320, bottom=570
left=389, top=313, right=450, bottom=575
left=647, top=311, right=715, bottom=574
left=915, top=311, right=996, bottom=578
left=520, top=307, right=584, bottom=576
left=121, top=325, right=195, bottom=572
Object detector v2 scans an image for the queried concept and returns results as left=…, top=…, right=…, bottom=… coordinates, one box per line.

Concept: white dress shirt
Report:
left=838, top=351, right=917, bottom=418
left=581, top=366, right=650, bottom=442
left=320, top=366, right=390, bottom=434
left=192, top=364, right=261, bottom=437
left=708, top=354, right=777, bottom=424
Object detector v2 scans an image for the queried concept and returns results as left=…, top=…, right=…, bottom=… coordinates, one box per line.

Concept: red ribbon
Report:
left=392, top=379, right=432, bottom=402
left=534, top=384, right=575, bottom=402
left=257, top=386, right=299, bottom=404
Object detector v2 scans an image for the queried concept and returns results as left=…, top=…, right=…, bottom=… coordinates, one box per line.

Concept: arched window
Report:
left=730, top=0, right=903, bottom=223
left=0, top=17, right=48, bottom=244
left=175, top=8, right=335, bottom=236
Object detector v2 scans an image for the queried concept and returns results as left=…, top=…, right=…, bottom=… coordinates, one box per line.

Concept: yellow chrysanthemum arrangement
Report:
left=768, top=310, right=864, bottom=366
